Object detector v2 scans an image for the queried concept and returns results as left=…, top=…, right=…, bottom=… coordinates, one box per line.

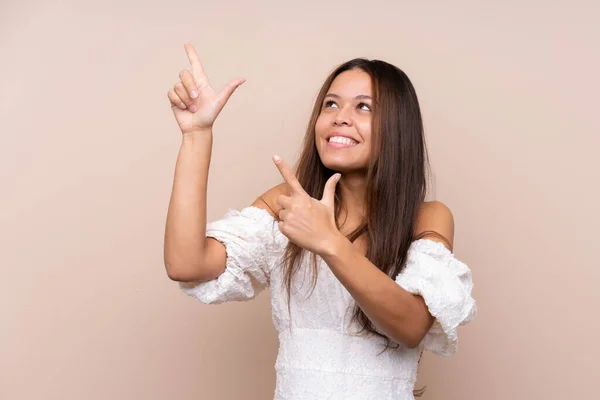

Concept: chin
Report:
left=320, top=156, right=368, bottom=174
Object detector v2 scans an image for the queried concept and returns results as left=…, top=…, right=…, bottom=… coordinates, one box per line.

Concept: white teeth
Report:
left=328, top=136, right=358, bottom=145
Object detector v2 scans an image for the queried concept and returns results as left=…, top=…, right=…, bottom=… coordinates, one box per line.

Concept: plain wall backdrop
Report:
left=1, top=1, right=598, bottom=399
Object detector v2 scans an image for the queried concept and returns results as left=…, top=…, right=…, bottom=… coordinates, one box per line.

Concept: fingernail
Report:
left=273, top=155, right=281, bottom=163
left=190, top=90, right=198, bottom=99
left=179, top=102, right=186, bottom=109
left=189, top=105, right=197, bottom=112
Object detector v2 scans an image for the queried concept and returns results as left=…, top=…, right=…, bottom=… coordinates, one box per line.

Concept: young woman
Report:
left=164, top=43, right=476, bottom=399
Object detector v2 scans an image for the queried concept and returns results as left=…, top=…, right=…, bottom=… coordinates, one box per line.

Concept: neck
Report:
left=338, top=171, right=367, bottom=218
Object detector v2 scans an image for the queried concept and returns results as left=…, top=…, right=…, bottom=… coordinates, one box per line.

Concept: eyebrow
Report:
left=325, top=93, right=372, bottom=100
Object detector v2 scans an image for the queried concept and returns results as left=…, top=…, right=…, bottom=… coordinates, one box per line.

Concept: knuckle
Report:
left=174, top=87, right=183, bottom=96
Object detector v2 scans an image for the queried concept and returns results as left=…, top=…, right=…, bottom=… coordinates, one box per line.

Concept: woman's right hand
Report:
left=167, top=43, right=245, bottom=135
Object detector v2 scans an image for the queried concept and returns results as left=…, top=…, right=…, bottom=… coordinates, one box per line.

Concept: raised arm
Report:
left=164, top=43, right=245, bottom=282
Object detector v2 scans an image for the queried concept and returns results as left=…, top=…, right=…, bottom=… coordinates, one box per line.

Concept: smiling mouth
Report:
left=327, top=136, right=358, bottom=146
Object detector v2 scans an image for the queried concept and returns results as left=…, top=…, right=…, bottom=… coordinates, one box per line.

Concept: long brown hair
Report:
left=280, top=58, right=433, bottom=394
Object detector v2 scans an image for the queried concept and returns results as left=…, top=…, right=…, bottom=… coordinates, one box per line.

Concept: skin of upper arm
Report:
left=250, top=182, right=291, bottom=220
left=413, top=201, right=455, bottom=251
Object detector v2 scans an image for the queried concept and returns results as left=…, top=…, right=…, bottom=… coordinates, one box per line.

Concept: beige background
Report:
left=1, top=1, right=598, bottom=399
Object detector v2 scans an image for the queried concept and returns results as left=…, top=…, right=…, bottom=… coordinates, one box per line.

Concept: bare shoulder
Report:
left=413, top=201, right=455, bottom=251
left=250, top=183, right=291, bottom=219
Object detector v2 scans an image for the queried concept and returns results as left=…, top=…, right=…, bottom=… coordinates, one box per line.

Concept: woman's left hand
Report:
left=272, top=155, right=342, bottom=256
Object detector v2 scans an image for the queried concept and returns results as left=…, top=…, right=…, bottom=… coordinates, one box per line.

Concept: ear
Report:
left=320, top=173, right=341, bottom=209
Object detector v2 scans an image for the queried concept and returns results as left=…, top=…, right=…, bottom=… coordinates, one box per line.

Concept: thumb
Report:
left=216, top=78, right=246, bottom=107
left=321, top=173, right=341, bottom=209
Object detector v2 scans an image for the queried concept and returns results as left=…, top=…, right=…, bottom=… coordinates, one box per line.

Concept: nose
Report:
left=333, top=106, right=352, bottom=126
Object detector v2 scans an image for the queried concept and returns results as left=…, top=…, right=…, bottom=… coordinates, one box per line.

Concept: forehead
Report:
left=328, top=69, right=372, bottom=97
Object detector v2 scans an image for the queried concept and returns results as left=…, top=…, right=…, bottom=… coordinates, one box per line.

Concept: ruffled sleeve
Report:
left=395, top=239, right=477, bottom=356
left=179, top=206, right=285, bottom=304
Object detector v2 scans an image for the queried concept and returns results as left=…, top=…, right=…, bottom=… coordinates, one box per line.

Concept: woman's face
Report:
left=315, top=68, right=374, bottom=174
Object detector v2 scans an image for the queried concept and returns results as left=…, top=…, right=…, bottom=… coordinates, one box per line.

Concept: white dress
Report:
left=180, top=206, right=477, bottom=400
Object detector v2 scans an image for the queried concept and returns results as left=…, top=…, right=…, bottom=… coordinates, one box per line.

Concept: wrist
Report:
left=182, top=127, right=213, bottom=140
left=181, top=128, right=213, bottom=146
left=320, top=232, right=351, bottom=262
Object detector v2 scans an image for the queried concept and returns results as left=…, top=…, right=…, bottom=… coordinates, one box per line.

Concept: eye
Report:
left=324, top=100, right=338, bottom=108
left=358, top=102, right=371, bottom=111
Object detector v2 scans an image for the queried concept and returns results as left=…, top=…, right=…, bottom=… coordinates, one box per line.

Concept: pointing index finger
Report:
left=273, top=155, right=306, bottom=195
left=184, top=43, right=206, bottom=83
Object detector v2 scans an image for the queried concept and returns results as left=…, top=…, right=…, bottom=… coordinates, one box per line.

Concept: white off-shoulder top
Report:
left=180, top=206, right=477, bottom=400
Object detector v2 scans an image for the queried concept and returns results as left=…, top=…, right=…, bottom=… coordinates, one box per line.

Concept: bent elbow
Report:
left=391, top=329, right=425, bottom=349
left=406, top=331, right=427, bottom=349
left=406, top=339, right=421, bottom=349
left=165, top=263, right=187, bottom=282
left=165, top=267, right=188, bottom=282
left=164, top=256, right=222, bottom=283
left=164, top=261, right=204, bottom=282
